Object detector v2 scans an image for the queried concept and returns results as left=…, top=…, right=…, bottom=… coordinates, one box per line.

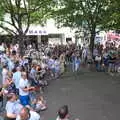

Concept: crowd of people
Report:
left=0, top=42, right=80, bottom=120
left=0, top=40, right=119, bottom=120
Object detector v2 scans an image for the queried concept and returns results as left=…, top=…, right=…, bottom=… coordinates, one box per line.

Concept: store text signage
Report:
left=27, top=29, right=48, bottom=35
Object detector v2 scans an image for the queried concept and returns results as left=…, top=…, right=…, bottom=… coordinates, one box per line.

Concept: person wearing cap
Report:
left=5, top=93, right=23, bottom=120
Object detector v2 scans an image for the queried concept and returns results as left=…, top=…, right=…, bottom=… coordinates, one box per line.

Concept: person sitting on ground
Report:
left=31, top=95, right=47, bottom=112
left=56, top=105, right=69, bottom=120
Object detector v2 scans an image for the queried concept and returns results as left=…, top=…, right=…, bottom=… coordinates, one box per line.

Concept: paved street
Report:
left=41, top=68, right=120, bottom=120
left=0, top=67, right=120, bottom=120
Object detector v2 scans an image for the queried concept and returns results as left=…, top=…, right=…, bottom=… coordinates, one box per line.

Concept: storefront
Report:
left=107, top=32, right=120, bottom=47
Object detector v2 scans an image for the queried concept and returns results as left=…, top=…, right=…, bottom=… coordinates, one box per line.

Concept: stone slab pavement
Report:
left=41, top=69, right=120, bottom=120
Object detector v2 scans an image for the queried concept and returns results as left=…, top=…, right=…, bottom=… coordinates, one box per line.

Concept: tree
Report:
left=54, top=0, right=110, bottom=52
left=101, top=0, right=120, bottom=30
left=0, top=0, right=55, bottom=55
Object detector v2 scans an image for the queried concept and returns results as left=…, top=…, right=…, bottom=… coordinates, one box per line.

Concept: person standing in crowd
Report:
left=16, top=107, right=40, bottom=120
left=54, top=57, right=60, bottom=78
left=75, top=56, right=81, bottom=72
left=71, top=52, right=76, bottom=72
left=86, top=50, right=93, bottom=69
left=4, top=73, right=17, bottom=94
left=108, top=52, right=116, bottom=75
left=95, top=54, right=102, bottom=72
left=8, top=58, right=15, bottom=72
left=2, top=64, right=8, bottom=85
left=30, top=64, right=37, bottom=81
left=93, top=46, right=98, bottom=60
left=13, top=67, right=21, bottom=95
left=81, top=46, right=87, bottom=64
left=59, top=52, right=65, bottom=74
left=19, top=72, right=35, bottom=106
left=48, top=56, right=55, bottom=77
left=0, top=43, right=5, bottom=53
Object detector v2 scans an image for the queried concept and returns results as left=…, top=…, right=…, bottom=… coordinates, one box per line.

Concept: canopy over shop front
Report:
left=107, top=32, right=120, bottom=47
left=107, top=32, right=120, bottom=40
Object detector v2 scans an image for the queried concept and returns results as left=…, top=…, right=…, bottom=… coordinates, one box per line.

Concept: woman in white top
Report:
left=2, top=65, right=8, bottom=85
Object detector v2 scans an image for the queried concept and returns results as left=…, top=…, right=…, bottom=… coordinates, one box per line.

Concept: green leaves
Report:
left=103, top=0, right=120, bottom=30
left=0, top=0, right=55, bottom=35
left=54, top=0, right=108, bottom=30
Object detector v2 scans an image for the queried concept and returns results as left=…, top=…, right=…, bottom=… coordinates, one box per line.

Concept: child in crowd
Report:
left=31, top=95, right=47, bottom=112
left=75, top=56, right=81, bottom=72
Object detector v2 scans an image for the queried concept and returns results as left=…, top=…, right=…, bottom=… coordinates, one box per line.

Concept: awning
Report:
left=107, top=32, right=120, bottom=40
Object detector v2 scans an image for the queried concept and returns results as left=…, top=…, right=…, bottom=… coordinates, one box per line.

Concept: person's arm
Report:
left=22, top=86, right=35, bottom=92
left=7, top=113, right=17, bottom=118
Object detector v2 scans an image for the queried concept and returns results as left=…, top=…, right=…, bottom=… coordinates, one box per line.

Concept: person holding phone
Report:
left=19, top=72, right=35, bottom=106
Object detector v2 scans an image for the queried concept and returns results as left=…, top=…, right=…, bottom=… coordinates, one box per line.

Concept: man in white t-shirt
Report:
left=19, top=72, right=35, bottom=106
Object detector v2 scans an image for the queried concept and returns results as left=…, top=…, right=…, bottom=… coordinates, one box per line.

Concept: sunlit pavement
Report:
left=41, top=67, right=120, bottom=120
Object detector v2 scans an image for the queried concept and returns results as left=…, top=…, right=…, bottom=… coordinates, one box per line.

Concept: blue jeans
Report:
left=72, top=62, right=75, bottom=72
left=96, top=62, right=101, bottom=71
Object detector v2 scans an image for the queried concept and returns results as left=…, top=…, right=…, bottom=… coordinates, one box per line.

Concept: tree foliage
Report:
left=0, top=0, right=55, bottom=35
left=101, top=0, right=120, bottom=30
left=0, top=0, right=55, bottom=55
left=54, top=0, right=115, bottom=51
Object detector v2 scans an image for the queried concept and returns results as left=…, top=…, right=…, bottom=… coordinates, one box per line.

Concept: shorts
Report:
left=19, top=95, right=30, bottom=106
